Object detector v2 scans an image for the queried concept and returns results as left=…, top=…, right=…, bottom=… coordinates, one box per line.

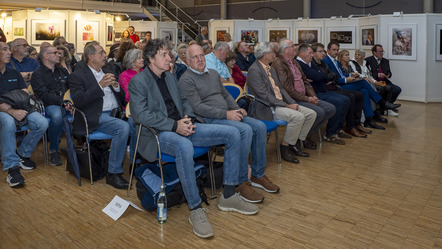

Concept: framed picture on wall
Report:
left=269, top=28, right=289, bottom=42
left=76, top=21, right=99, bottom=53
left=295, top=27, right=321, bottom=45
left=160, top=29, right=174, bottom=41
left=12, top=20, right=26, bottom=39
left=106, top=23, right=113, bottom=45
left=436, top=24, right=442, bottom=61
left=31, top=19, right=65, bottom=45
left=388, top=24, right=417, bottom=60
left=361, top=25, right=377, bottom=48
left=215, top=29, right=229, bottom=42
left=241, top=30, right=259, bottom=44
left=326, top=26, right=356, bottom=49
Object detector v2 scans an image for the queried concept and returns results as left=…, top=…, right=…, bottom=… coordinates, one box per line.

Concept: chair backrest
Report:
left=242, top=71, right=247, bottom=77
left=27, top=85, right=34, bottom=94
left=63, top=89, right=73, bottom=104
left=126, top=102, right=131, bottom=118
left=223, top=83, right=243, bottom=101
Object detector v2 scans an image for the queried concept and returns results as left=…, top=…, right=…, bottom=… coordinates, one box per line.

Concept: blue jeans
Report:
left=316, top=91, right=350, bottom=137
left=340, top=80, right=382, bottom=118
left=0, top=111, right=48, bottom=170
left=95, top=112, right=130, bottom=174
left=45, top=105, right=63, bottom=151
left=205, top=116, right=267, bottom=183
left=298, top=100, right=336, bottom=137
left=158, top=123, right=241, bottom=209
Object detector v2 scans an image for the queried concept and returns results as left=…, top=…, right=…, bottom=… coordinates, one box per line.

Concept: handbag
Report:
left=66, top=141, right=109, bottom=181
left=110, top=107, right=127, bottom=121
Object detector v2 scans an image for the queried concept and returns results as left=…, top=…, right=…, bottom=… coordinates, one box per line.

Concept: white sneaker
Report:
left=385, top=110, right=399, bottom=117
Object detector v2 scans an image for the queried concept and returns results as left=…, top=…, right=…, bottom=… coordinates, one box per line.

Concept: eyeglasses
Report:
left=376, top=50, right=384, bottom=53
left=316, top=50, right=326, bottom=53
left=17, top=44, right=29, bottom=48
left=95, top=51, right=107, bottom=55
left=47, top=51, right=62, bottom=55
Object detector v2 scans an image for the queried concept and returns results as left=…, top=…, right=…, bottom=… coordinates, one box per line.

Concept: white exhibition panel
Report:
left=292, top=18, right=324, bottom=46
left=426, top=14, right=442, bottom=102
left=115, top=20, right=157, bottom=43
left=208, top=19, right=234, bottom=43
left=233, top=20, right=266, bottom=45
left=265, top=19, right=293, bottom=42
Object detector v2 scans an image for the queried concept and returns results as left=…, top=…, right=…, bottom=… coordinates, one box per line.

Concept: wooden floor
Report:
left=1, top=101, right=441, bottom=249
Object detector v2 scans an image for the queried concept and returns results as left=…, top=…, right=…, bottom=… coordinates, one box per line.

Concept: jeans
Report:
left=158, top=123, right=241, bottom=209
left=0, top=111, right=48, bottom=170
left=316, top=91, right=350, bottom=137
left=95, top=112, right=130, bottom=174
left=298, top=100, right=336, bottom=137
left=45, top=105, right=63, bottom=151
left=205, top=116, right=267, bottom=183
left=340, top=80, right=382, bottom=118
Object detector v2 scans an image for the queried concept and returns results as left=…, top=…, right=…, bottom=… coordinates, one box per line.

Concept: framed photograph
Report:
left=295, top=27, right=321, bottom=45
left=160, top=29, right=175, bottom=42
left=269, top=29, right=289, bottom=42
left=106, top=23, right=113, bottom=45
left=114, top=32, right=122, bottom=42
left=327, top=26, right=356, bottom=49
left=76, top=21, right=99, bottom=53
left=12, top=20, right=26, bottom=39
left=31, top=19, right=65, bottom=45
left=388, top=24, right=417, bottom=60
left=216, top=29, right=228, bottom=42
left=436, top=24, right=442, bottom=61
left=361, top=25, right=377, bottom=48
left=241, top=30, right=259, bottom=44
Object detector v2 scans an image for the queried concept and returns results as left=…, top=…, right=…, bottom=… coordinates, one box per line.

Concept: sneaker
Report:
left=189, top=208, right=214, bottom=238
left=49, top=151, right=63, bottom=166
left=337, top=130, right=352, bottom=139
left=6, top=166, right=25, bottom=187
left=18, top=154, right=36, bottom=170
left=385, top=110, right=399, bottom=117
left=251, top=175, right=280, bottom=193
left=218, top=193, right=259, bottom=215
left=324, top=134, right=345, bottom=145
left=236, top=182, right=264, bottom=203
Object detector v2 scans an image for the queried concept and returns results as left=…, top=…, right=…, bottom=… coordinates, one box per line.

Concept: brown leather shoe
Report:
left=356, top=124, right=372, bottom=134
left=280, top=145, right=299, bottom=163
left=345, top=128, right=367, bottom=138
left=251, top=175, right=280, bottom=193
left=236, top=182, right=264, bottom=203
left=338, top=130, right=352, bottom=139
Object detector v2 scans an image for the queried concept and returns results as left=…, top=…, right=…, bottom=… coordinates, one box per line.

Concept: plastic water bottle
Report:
left=157, top=185, right=167, bottom=224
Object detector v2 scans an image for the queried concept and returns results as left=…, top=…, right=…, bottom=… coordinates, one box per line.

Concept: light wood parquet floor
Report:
left=0, top=101, right=441, bottom=248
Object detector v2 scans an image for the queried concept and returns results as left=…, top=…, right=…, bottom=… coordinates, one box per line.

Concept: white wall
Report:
left=426, top=14, right=442, bottom=102
left=208, top=19, right=234, bottom=43
left=265, top=19, right=292, bottom=42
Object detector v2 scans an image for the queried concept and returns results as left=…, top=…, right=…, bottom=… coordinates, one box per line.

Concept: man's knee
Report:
left=0, top=113, right=18, bottom=133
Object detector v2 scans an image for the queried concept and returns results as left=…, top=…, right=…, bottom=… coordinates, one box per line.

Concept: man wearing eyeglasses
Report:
left=68, top=41, right=130, bottom=189
left=6, top=38, right=40, bottom=84
left=31, top=46, right=69, bottom=166
left=365, top=44, right=402, bottom=105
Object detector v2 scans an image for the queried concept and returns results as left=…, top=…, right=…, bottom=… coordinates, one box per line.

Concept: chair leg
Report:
left=318, top=129, right=322, bottom=144
left=207, top=148, right=217, bottom=199
left=274, top=129, right=281, bottom=165
left=127, top=124, right=142, bottom=196
left=43, top=132, right=49, bottom=163
left=86, top=138, right=94, bottom=185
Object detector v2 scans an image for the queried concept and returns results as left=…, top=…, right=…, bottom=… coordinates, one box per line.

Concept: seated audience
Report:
left=311, top=43, right=370, bottom=135
left=66, top=43, right=79, bottom=71
left=247, top=42, right=316, bottom=163
left=27, top=46, right=38, bottom=61
left=179, top=44, right=279, bottom=201
left=176, top=43, right=188, bottom=65
left=272, top=39, right=336, bottom=149
left=195, top=26, right=208, bottom=44
left=120, top=30, right=132, bottom=43
left=113, top=41, right=136, bottom=79
left=296, top=44, right=350, bottom=144
left=53, top=36, right=67, bottom=47
left=205, top=42, right=233, bottom=83
left=57, top=46, right=72, bottom=73
left=222, top=33, right=234, bottom=50
left=31, top=45, right=69, bottom=166
left=226, top=52, right=246, bottom=89
left=68, top=41, right=129, bottom=189
left=201, top=40, right=212, bottom=55
left=129, top=38, right=258, bottom=239
left=144, top=31, right=152, bottom=43
left=7, top=38, right=40, bottom=84
left=0, top=41, right=48, bottom=187
left=236, top=41, right=255, bottom=71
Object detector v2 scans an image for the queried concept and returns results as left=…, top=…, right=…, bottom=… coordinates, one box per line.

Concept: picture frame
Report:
left=106, top=23, right=113, bottom=45
left=388, top=24, right=417, bottom=61
left=268, top=28, right=289, bottom=42
left=76, top=21, right=99, bottom=53
left=159, top=28, right=175, bottom=42
left=241, top=30, right=259, bottom=44
left=31, top=19, right=65, bottom=45
left=215, top=28, right=229, bottom=42
left=436, top=24, right=442, bottom=61
left=12, top=20, right=26, bottom=39
left=326, top=26, right=356, bottom=49
left=360, top=25, right=377, bottom=49
left=295, top=27, right=321, bottom=45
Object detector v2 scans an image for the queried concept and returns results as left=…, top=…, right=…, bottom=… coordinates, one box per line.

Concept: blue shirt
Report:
left=205, top=52, right=231, bottom=80
left=6, top=56, right=40, bottom=73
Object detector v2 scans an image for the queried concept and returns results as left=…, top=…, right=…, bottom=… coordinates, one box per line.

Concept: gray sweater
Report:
left=178, top=68, right=239, bottom=119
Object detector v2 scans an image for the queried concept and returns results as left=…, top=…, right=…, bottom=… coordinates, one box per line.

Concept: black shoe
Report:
left=106, top=173, right=129, bottom=189
left=290, top=143, right=309, bottom=157
left=49, top=151, right=63, bottom=166
left=303, top=139, right=317, bottom=150
left=392, top=108, right=399, bottom=112
left=18, top=154, right=36, bottom=170
left=6, top=166, right=25, bottom=188
left=364, top=119, right=386, bottom=130
left=384, top=101, right=401, bottom=110
left=280, top=145, right=299, bottom=163
left=373, top=114, right=388, bottom=123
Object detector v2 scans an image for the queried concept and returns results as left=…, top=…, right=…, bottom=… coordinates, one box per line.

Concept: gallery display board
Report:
left=209, top=14, right=442, bottom=102
left=114, top=20, right=177, bottom=46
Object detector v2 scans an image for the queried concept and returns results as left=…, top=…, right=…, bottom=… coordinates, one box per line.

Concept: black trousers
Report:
left=333, top=89, right=364, bottom=129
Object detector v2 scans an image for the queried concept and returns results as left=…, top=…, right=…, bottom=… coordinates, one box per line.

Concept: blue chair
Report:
left=63, top=90, right=113, bottom=185
left=223, top=83, right=244, bottom=101
left=126, top=103, right=216, bottom=197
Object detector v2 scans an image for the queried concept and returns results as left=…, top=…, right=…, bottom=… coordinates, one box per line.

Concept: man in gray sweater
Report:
left=178, top=44, right=280, bottom=203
